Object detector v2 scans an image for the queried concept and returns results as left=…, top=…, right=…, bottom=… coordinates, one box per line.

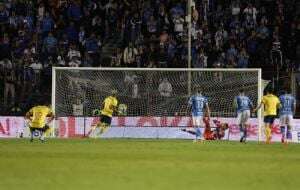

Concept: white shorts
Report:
left=192, top=116, right=204, bottom=127
left=280, top=114, right=293, bottom=126
left=237, top=110, right=250, bottom=126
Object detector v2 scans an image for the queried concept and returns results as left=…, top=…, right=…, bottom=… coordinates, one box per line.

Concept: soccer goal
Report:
left=52, top=67, right=263, bottom=140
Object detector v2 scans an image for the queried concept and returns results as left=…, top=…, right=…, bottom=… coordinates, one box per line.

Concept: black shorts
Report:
left=100, top=115, right=112, bottom=125
left=264, top=115, right=276, bottom=124
left=30, top=125, right=50, bottom=132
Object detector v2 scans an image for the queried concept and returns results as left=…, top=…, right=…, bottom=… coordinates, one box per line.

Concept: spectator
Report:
left=158, top=47, right=168, bottom=68
left=65, top=22, right=78, bottom=42
left=130, top=12, right=142, bottom=43
left=58, top=34, right=70, bottom=55
left=57, top=55, right=66, bottom=66
left=124, top=72, right=139, bottom=98
left=158, top=78, right=172, bottom=97
left=43, top=32, right=58, bottom=58
left=158, top=4, right=170, bottom=32
left=147, top=43, right=158, bottom=67
left=68, top=57, right=81, bottom=67
left=226, top=43, right=238, bottom=62
left=67, top=44, right=81, bottom=61
left=29, top=59, right=43, bottom=84
left=256, top=20, right=269, bottom=40
left=0, top=3, right=9, bottom=24
left=215, top=26, right=228, bottom=50
left=68, top=1, right=82, bottom=22
left=37, top=2, right=45, bottom=20
left=194, top=48, right=208, bottom=68
left=237, top=48, right=250, bottom=68
left=4, top=69, right=15, bottom=106
left=173, top=15, right=185, bottom=37
left=135, top=46, right=146, bottom=68
left=123, top=42, right=138, bottom=67
left=78, top=26, right=86, bottom=47
left=243, top=3, right=258, bottom=23
left=231, top=1, right=240, bottom=16
left=0, top=59, right=13, bottom=70
left=147, top=16, right=158, bottom=37
left=41, top=12, right=55, bottom=37
left=82, top=53, right=92, bottom=67
left=243, top=15, right=256, bottom=31
left=85, top=33, right=101, bottom=66
left=73, top=98, right=83, bottom=116
left=92, top=15, right=105, bottom=39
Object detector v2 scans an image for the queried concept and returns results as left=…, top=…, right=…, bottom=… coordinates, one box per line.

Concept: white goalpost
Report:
left=52, top=67, right=263, bottom=140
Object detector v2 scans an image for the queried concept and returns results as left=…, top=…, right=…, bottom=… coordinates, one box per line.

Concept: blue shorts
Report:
left=264, top=115, right=276, bottom=124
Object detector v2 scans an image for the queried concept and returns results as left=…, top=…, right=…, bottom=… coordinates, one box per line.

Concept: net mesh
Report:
left=54, top=69, right=259, bottom=119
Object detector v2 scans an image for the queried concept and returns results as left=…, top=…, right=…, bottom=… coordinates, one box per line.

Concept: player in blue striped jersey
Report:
left=233, top=90, right=253, bottom=143
left=184, top=89, right=210, bottom=142
left=279, top=90, right=296, bottom=143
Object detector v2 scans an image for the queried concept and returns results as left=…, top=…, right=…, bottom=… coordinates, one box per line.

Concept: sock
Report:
left=30, top=130, right=34, bottom=140
left=239, top=125, right=244, bottom=138
left=88, top=124, right=97, bottom=137
left=195, top=127, right=202, bottom=140
left=98, top=123, right=109, bottom=136
left=280, top=126, right=286, bottom=140
left=287, top=126, right=292, bottom=140
left=265, top=127, right=272, bottom=143
left=44, top=128, right=51, bottom=137
left=40, top=131, right=45, bottom=141
left=244, top=127, right=247, bottom=140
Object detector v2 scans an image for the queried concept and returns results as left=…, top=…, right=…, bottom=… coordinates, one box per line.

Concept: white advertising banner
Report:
left=0, top=117, right=26, bottom=138
left=1, top=116, right=300, bottom=142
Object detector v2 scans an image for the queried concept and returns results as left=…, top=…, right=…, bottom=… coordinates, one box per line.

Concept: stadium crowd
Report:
left=0, top=0, right=300, bottom=115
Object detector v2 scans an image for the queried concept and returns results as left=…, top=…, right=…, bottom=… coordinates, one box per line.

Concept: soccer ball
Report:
left=34, top=131, right=40, bottom=137
left=118, top=104, right=127, bottom=116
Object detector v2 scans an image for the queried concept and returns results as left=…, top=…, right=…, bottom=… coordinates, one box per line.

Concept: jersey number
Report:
left=33, top=112, right=43, bottom=120
left=284, top=99, right=291, bottom=107
left=241, top=99, right=248, bottom=107
left=196, top=100, right=204, bottom=108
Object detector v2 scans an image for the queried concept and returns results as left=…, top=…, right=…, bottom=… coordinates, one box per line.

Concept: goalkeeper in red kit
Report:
left=182, top=117, right=228, bottom=140
left=203, top=117, right=229, bottom=140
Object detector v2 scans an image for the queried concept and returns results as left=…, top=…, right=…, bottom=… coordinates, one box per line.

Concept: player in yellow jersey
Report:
left=89, top=90, right=118, bottom=137
left=253, top=89, right=281, bottom=144
left=25, top=105, right=54, bottom=142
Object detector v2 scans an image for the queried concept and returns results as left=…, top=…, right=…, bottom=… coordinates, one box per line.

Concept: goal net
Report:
left=52, top=68, right=263, bottom=139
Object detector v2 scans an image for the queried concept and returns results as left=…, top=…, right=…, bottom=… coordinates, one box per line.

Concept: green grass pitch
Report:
left=0, top=139, right=300, bottom=190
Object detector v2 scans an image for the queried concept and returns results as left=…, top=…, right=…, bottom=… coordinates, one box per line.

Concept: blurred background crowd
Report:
left=0, top=0, right=299, bottom=116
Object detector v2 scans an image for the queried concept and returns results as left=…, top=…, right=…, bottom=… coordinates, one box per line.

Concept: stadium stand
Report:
left=0, top=0, right=299, bottom=115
